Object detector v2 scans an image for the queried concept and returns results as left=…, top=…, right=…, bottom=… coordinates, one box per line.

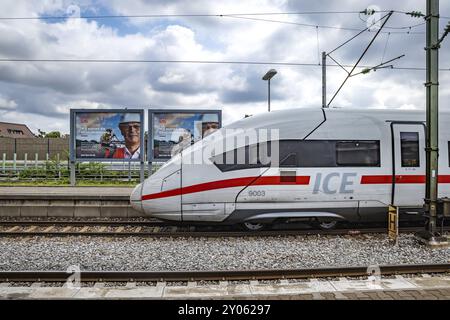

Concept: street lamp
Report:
left=262, top=69, right=277, bottom=112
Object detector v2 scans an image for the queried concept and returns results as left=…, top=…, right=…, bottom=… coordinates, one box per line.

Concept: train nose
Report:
left=130, top=183, right=143, bottom=212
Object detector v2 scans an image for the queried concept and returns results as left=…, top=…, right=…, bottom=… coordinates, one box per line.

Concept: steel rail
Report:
left=0, top=220, right=165, bottom=226
left=0, top=264, right=448, bottom=282
left=0, top=226, right=448, bottom=238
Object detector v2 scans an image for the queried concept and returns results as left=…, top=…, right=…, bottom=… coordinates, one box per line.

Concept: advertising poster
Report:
left=151, top=111, right=221, bottom=160
left=73, top=111, right=143, bottom=161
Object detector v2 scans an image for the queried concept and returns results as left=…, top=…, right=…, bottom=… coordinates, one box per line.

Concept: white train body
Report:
left=131, top=108, right=450, bottom=225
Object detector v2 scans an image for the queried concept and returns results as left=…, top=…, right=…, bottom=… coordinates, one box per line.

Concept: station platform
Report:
left=0, top=274, right=448, bottom=300
left=0, top=187, right=143, bottom=217
left=0, top=187, right=133, bottom=200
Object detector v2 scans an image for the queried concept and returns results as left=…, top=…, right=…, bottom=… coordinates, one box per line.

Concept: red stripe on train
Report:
left=361, top=175, right=450, bottom=184
left=141, top=174, right=450, bottom=201
left=141, top=175, right=310, bottom=201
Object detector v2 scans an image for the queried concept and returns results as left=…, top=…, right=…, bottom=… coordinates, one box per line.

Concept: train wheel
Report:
left=316, top=220, right=338, bottom=230
left=242, top=222, right=265, bottom=231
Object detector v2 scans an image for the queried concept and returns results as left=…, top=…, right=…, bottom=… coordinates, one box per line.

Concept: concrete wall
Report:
left=0, top=138, right=69, bottom=160
left=0, top=138, right=14, bottom=158
left=0, top=199, right=143, bottom=217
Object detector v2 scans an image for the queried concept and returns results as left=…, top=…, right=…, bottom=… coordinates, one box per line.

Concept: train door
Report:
left=159, top=166, right=182, bottom=220
left=391, top=123, right=426, bottom=207
left=181, top=162, right=227, bottom=222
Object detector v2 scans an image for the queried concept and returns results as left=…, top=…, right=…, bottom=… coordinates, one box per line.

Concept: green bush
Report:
left=7, top=155, right=148, bottom=185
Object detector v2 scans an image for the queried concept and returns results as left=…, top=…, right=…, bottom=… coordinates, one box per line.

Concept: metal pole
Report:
left=57, top=153, right=60, bottom=179
left=322, top=51, right=327, bottom=108
left=268, top=79, right=271, bottom=112
left=395, top=206, right=399, bottom=246
left=70, top=161, right=76, bottom=186
left=140, top=162, right=145, bottom=183
left=148, top=162, right=153, bottom=177
left=425, top=0, right=440, bottom=236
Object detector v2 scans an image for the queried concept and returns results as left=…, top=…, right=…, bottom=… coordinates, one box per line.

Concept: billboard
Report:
left=70, top=109, right=144, bottom=162
left=148, top=109, right=222, bottom=161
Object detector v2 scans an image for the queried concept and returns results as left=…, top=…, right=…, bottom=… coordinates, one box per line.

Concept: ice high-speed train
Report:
left=131, top=108, right=450, bottom=230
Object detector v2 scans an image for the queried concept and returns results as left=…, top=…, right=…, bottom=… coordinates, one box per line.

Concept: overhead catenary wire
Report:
left=381, top=32, right=391, bottom=63
left=327, top=54, right=351, bottom=74
left=0, top=58, right=334, bottom=66
left=0, top=6, right=445, bottom=72
left=0, top=9, right=439, bottom=20
left=358, top=12, right=426, bottom=30
left=223, top=14, right=366, bottom=31
left=327, top=26, right=372, bottom=56
left=383, top=22, right=426, bottom=30
left=350, top=54, right=405, bottom=77
left=0, top=7, right=447, bottom=115
left=221, top=14, right=424, bottom=34
left=326, top=11, right=394, bottom=107
left=0, top=10, right=401, bottom=20
left=327, top=12, right=397, bottom=56
left=0, top=6, right=446, bottom=72
left=0, top=58, right=448, bottom=71
left=0, top=10, right=427, bottom=35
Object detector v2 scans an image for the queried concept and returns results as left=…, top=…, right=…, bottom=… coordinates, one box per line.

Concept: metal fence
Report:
left=0, top=137, right=171, bottom=183
left=0, top=153, right=162, bottom=182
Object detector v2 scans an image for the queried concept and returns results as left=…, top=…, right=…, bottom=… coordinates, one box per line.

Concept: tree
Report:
left=45, top=131, right=61, bottom=138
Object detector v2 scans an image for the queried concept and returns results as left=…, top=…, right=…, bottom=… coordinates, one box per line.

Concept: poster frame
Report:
left=147, top=109, right=222, bottom=162
left=69, top=109, right=145, bottom=163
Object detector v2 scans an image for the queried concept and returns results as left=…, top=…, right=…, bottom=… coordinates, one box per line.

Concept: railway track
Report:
left=0, top=264, right=448, bottom=282
left=0, top=219, right=448, bottom=237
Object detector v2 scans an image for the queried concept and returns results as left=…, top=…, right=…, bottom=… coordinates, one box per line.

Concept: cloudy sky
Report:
left=0, top=0, right=449, bottom=134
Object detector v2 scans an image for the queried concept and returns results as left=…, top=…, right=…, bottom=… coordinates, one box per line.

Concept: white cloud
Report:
left=0, top=0, right=449, bottom=135
left=0, top=95, right=17, bottom=110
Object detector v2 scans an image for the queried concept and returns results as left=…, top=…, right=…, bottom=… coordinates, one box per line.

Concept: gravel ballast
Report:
left=0, top=234, right=448, bottom=271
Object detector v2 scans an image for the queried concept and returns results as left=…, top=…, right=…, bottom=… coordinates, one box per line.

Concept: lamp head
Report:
left=262, top=69, right=277, bottom=80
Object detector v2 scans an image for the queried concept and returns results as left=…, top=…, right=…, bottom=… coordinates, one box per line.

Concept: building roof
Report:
left=0, top=122, right=35, bottom=138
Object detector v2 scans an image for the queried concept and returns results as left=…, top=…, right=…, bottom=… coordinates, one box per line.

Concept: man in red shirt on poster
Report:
left=107, top=114, right=141, bottom=159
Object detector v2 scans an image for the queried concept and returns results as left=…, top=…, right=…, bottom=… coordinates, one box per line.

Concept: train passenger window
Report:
left=297, top=140, right=336, bottom=167
left=280, top=153, right=297, bottom=167
left=213, top=139, right=381, bottom=171
left=279, top=140, right=299, bottom=167
left=336, top=141, right=380, bottom=167
left=279, top=140, right=336, bottom=167
left=211, top=143, right=271, bottom=172
left=400, top=132, right=420, bottom=167
left=448, top=141, right=450, bottom=167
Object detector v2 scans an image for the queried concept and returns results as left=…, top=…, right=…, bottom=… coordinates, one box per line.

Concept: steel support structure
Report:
left=322, top=51, right=327, bottom=108
left=424, top=0, right=440, bottom=237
